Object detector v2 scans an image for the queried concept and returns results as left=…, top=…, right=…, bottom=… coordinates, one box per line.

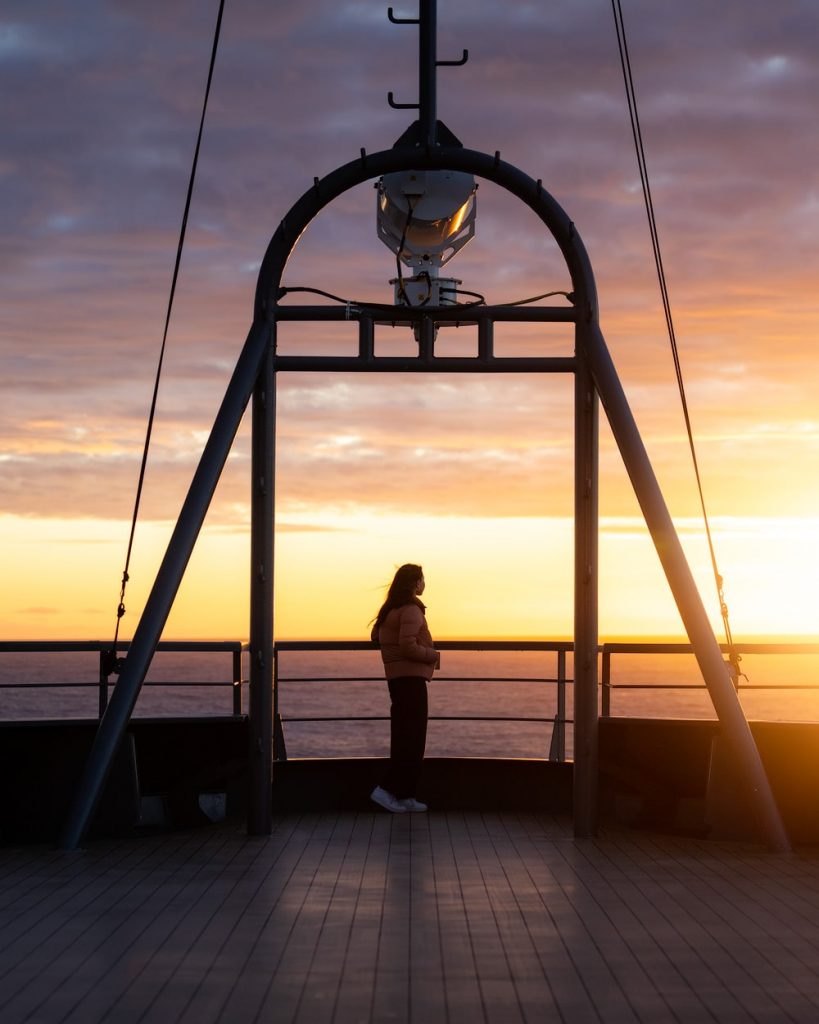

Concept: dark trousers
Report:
left=381, top=676, right=428, bottom=799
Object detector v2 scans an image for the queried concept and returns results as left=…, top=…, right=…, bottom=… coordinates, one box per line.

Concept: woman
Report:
left=370, top=563, right=440, bottom=813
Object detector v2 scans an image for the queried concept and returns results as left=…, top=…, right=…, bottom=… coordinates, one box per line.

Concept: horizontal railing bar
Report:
left=277, top=676, right=566, bottom=684
left=4, top=639, right=812, bottom=655
left=0, top=683, right=104, bottom=689
left=0, top=680, right=246, bottom=689
left=274, top=640, right=574, bottom=652
left=283, top=715, right=564, bottom=723
left=729, top=684, right=819, bottom=690
left=7, top=679, right=815, bottom=692
left=604, top=683, right=723, bottom=691
left=602, top=642, right=819, bottom=655
left=604, top=683, right=819, bottom=691
left=0, top=640, right=249, bottom=653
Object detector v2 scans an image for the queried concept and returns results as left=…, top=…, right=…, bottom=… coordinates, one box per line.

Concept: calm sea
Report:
left=2, top=646, right=818, bottom=761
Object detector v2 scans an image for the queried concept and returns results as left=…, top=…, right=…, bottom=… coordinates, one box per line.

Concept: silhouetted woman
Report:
left=370, top=563, right=440, bottom=813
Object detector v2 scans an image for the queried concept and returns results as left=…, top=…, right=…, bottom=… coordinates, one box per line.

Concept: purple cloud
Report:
left=2, top=0, right=818, bottom=525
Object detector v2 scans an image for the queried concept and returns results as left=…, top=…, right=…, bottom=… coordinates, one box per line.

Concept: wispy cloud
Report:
left=1, top=0, right=817, bottom=531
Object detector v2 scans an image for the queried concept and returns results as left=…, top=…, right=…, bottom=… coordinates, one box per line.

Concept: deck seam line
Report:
left=2, top=829, right=223, bottom=1020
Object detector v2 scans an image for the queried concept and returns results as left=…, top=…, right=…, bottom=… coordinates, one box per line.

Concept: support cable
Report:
left=277, top=286, right=569, bottom=309
left=105, top=0, right=226, bottom=676
left=610, top=0, right=743, bottom=681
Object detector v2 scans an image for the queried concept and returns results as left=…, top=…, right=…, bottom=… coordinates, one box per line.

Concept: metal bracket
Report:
left=387, top=92, right=420, bottom=110
left=387, top=7, right=419, bottom=24
left=437, top=50, right=468, bottom=67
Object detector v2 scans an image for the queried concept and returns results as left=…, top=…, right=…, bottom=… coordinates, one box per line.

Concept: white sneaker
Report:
left=370, top=786, right=407, bottom=813
left=399, top=797, right=428, bottom=813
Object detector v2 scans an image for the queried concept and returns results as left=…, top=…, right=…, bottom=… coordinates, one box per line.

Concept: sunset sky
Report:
left=2, top=0, right=818, bottom=642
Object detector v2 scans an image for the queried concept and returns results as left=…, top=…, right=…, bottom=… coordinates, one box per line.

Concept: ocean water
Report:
left=1, top=646, right=818, bottom=760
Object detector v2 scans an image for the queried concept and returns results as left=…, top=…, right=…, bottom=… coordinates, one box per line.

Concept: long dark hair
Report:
left=370, top=563, right=424, bottom=641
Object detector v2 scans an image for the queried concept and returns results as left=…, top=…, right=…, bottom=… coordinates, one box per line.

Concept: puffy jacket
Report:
left=376, top=602, right=439, bottom=681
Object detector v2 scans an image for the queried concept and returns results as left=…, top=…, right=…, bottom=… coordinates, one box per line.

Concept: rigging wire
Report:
left=106, top=0, right=226, bottom=675
left=610, top=0, right=743, bottom=680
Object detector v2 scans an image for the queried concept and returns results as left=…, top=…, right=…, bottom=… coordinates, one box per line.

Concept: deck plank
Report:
left=2, top=813, right=819, bottom=1023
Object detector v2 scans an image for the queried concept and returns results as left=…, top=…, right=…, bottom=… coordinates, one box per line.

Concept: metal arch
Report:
left=248, top=142, right=604, bottom=839
left=57, top=141, right=601, bottom=850
left=60, top=141, right=790, bottom=852
left=250, top=143, right=789, bottom=851
left=254, top=145, right=599, bottom=323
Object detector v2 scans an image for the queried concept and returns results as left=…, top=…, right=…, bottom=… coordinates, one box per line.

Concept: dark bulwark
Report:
left=0, top=718, right=247, bottom=843
left=3, top=716, right=819, bottom=844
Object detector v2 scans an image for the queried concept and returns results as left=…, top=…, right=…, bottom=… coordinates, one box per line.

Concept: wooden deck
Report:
left=2, top=813, right=819, bottom=1023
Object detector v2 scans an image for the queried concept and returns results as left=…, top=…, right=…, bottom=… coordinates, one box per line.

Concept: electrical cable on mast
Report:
left=610, top=0, right=744, bottom=684
left=104, top=0, right=226, bottom=678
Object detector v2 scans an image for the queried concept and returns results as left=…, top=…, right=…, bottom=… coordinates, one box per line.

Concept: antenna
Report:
left=387, top=0, right=469, bottom=148
left=380, top=0, right=475, bottom=319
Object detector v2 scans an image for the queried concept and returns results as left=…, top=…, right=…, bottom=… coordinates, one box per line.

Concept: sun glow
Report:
left=3, top=511, right=816, bottom=643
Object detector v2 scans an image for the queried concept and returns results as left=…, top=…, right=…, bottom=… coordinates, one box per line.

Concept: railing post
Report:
left=553, top=649, right=567, bottom=761
left=601, top=647, right=611, bottom=718
left=274, top=715, right=287, bottom=762
left=273, top=647, right=287, bottom=762
left=232, top=649, right=242, bottom=715
left=98, top=650, right=109, bottom=719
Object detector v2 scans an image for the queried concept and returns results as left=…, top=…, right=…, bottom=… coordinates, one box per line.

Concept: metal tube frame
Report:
left=249, top=337, right=275, bottom=832
left=573, top=336, right=599, bottom=835
left=59, top=136, right=790, bottom=853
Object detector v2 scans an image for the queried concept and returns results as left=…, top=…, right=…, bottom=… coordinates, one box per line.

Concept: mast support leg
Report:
left=573, top=331, right=599, bottom=836
left=586, top=323, right=791, bottom=854
left=58, top=319, right=272, bottom=851
left=249, top=337, right=275, bottom=835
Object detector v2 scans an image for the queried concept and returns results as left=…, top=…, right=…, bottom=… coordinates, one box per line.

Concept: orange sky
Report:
left=2, top=2, right=818, bottom=643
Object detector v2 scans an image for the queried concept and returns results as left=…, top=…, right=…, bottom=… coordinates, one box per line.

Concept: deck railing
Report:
left=2, top=639, right=818, bottom=760
left=0, top=640, right=248, bottom=718
left=0, top=638, right=572, bottom=760
left=272, top=640, right=573, bottom=762
left=601, top=641, right=819, bottom=716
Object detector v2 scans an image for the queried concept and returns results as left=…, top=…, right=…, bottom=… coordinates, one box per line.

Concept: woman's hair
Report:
left=370, top=563, right=424, bottom=640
